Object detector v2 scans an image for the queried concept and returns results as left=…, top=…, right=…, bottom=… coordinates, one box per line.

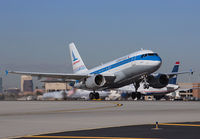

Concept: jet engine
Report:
left=147, top=74, right=169, bottom=88
left=85, top=74, right=106, bottom=89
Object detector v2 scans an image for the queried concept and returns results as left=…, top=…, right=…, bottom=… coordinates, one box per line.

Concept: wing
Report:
left=8, top=70, right=89, bottom=80
left=7, top=70, right=116, bottom=82
left=153, top=70, right=193, bottom=79
left=165, top=70, right=193, bottom=78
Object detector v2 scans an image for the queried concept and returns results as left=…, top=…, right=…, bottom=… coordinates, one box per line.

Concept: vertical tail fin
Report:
left=69, top=43, right=88, bottom=74
left=169, top=61, right=180, bottom=84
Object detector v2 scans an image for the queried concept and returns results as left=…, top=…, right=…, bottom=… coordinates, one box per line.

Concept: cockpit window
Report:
left=141, top=54, right=148, bottom=58
left=148, top=53, right=154, bottom=56
left=141, top=53, right=158, bottom=58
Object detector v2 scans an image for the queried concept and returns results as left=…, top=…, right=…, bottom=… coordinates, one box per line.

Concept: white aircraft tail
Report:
left=69, top=43, right=88, bottom=74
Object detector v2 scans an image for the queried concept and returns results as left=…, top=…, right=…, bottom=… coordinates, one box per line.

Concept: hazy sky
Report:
left=0, top=0, right=199, bottom=89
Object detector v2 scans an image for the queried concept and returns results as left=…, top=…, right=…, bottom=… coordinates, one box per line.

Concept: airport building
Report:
left=192, top=83, right=200, bottom=99
left=178, top=83, right=200, bottom=100
left=43, top=79, right=72, bottom=92
left=45, top=82, right=67, bottom=92
left=21, top=75, right=33, bottom=92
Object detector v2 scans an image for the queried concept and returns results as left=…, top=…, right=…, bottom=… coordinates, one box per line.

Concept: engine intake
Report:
left=147, top=74, right=169, bottom=88
left=85, top=74, right=106, bottom=89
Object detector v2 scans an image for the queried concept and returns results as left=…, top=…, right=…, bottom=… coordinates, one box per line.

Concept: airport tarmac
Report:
left=17, top=121, right=200, bottom=139
left=0, top=101, right=200, bottom=138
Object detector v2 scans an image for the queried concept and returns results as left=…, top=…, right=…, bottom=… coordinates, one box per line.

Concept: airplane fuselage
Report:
left=74, top=50, right=162, bottom=90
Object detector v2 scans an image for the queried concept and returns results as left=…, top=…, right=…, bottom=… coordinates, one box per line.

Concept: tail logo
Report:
left=72, top=51, right=78, bottom=62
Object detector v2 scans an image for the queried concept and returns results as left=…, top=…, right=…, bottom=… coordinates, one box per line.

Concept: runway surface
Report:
left=17, top=122, right=200, bottom=139
left=0, top=101, right=200, bottom=138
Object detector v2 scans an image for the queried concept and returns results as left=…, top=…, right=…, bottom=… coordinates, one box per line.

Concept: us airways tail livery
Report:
left=8, top=42, right=163, bottom=99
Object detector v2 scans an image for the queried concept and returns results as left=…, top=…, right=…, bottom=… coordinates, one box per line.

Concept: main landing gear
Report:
left=131, top=82, right=142, bottom=100
left=89, top=91, right=100, bottom=100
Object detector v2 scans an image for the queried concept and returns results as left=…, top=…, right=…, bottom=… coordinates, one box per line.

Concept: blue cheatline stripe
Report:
left=90, top=54, right=161, bottom=75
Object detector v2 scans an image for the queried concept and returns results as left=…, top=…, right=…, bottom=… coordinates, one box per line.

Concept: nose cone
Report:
left=149, top=56, right=162, bottom=73
left=157, top=59, right=162, bottom=67
left=155, top=55, right=162, bottom=68
left=152, top=57, right=162, bottom=68
left=154, top=59, right=162, bottom=66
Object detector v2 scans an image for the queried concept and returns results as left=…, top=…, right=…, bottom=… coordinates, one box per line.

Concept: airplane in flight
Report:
left=8, top=42, right=167, bottom=99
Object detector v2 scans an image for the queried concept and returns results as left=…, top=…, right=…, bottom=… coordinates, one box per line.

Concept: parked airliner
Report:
left=8, top=42, right=164, bottom=99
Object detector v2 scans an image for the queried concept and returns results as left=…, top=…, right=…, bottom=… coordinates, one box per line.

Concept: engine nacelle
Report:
left=147, top=74, right=169, bottom=88
left=85, top=74, right=106, bottom=89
